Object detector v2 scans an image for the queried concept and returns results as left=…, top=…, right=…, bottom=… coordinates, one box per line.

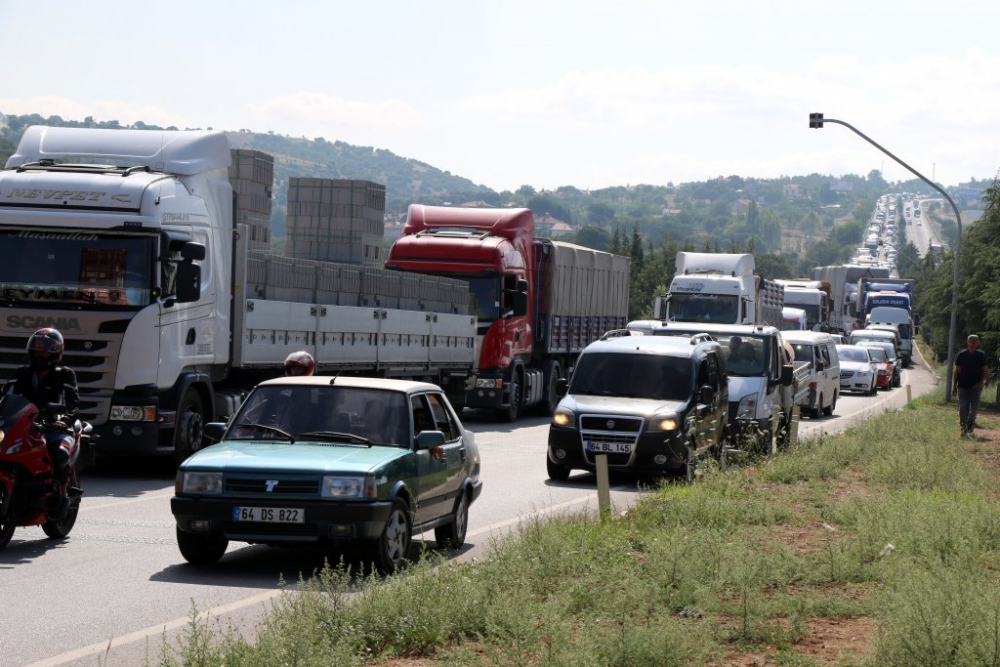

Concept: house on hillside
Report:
left=535, top=213, right=575, bottom=238
left=730, top=199, right=752, bottom=215
left=831, top=180, right=853, bottom=193
left=783, top=184, right=803, bottom=199
left=459, top=200, right=494, bottom=208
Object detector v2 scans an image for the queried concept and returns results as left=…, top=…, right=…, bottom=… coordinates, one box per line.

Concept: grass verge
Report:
left=161, top=400, right=1000, bottom=666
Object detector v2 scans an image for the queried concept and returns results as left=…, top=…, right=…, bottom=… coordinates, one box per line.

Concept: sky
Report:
left=1, top=1, right=998, bottom=193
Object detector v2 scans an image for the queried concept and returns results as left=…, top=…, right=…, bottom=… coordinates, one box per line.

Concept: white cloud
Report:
left=247, top=93, right=425, bottom=138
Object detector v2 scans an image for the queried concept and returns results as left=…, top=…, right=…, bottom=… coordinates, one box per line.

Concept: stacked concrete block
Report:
left=229, top=150, right=274, bottom=251
left=285, top=178, right=386, bottom=266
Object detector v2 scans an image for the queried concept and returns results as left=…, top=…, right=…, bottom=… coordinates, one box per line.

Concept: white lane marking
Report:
left=27, top=484, right=635, bottom=667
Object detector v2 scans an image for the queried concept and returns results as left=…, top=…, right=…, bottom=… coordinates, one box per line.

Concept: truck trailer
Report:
left=385, top=205, right=630, bottom=421
left=0, top=127, right=478, bottom=462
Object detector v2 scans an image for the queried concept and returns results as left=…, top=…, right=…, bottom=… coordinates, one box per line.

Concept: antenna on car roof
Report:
left=329, top=371, right=342, bottom=385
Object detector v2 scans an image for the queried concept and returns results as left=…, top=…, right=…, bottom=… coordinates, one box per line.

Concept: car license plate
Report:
left=587, top=441, right=632, bottom=454
left=232, top=506, right=304, bottom=524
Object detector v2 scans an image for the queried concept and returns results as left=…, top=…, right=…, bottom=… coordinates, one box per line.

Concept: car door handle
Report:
left=459, top=448, right=467, bottom=462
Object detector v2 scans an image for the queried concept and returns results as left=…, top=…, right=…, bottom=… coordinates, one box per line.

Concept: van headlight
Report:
left=736, top=395, right=757, bottom=419
left=649, top=416, right=678, bottom=431
left=552, top=409, right=576, bottom=428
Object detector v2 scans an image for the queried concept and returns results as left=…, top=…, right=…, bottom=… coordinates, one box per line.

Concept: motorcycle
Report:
left=0, top=395, right=94, bottom=551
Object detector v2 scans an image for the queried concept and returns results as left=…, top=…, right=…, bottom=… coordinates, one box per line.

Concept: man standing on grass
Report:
left=953, top=334, right=989, bottom=437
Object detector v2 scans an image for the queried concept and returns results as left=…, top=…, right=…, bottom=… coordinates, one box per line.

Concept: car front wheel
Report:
left=177, top=526, right=228, bottom=565
left=372, top=498, right=412, bottom=574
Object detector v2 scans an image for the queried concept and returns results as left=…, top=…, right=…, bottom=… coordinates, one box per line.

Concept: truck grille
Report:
left=225, top=475, right=319, bottom=497
left=0, top=319, right=129, bottom=426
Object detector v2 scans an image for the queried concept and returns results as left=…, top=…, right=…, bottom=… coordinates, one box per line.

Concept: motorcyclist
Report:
left=284, top=351, right=316, bottom=377
left=2, top=328, right=80, bottom=519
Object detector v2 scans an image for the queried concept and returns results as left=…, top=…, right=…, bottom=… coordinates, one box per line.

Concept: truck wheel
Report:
left=497, top=371, right=522, bottom=423
left=541, top=360, right=561, bottom=416
left=546, top=454, right=571, bottom=481
left=176, top=526, right=228, bottom=565
left=372, top=498, right=412, bottom=574
left=434, top=490, right=469, bottom=550
left=173, top=389, right=205, bottom=466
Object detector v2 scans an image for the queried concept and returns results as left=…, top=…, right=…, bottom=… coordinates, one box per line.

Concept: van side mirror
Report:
left=556, top=378, right=569, bottom=397
left=815, top=361, right=825, bottom=372
left=699, top=384, right=715, bottom=405
left=780, top=364, right=794, bottom=386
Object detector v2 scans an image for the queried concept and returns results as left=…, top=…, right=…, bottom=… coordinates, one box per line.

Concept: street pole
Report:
left=808, top=114, right=962, bottom=401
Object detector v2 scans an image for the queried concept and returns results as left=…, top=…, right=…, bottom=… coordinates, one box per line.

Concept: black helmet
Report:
left=28, top=328, right=64, bottom=372
left=284, top=351, right=316, bottom=377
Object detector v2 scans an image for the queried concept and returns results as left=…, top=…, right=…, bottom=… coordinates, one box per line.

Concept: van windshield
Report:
left=570, top=353, right=692, bottom=401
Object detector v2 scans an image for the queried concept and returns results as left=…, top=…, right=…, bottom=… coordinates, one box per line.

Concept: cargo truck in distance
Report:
left=653, top=252, right=784, bottom=328
left=774, top=279, right=832, bottom=332
left=0, top=127, right=478, bottom=463
left=385, top=205, right=630, bottom=421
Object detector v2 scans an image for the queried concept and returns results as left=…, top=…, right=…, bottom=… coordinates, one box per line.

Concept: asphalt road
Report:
left=3, top=359, right=940, bottom=667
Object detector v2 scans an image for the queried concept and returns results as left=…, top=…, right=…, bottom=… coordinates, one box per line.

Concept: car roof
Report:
left=257, top=376, right=442, bottom=393
left=852, top=329, right=896, bottom=338
left=584, top=334, right=717, bottom=358
left=780, top=331, right=833, bottom=344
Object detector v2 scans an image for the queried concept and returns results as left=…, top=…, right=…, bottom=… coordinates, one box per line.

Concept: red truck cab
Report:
left=386, top=205, right=533, bottom=418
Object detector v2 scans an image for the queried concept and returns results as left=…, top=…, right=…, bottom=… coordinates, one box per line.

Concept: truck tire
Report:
left=497, top=370, right=522, bottom=423
left=173, top=389, right=206, bottom=466
left=541, top=360, right=561, bottom=416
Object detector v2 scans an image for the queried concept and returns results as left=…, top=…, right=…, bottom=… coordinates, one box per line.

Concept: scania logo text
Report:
left=6, top=315, right=82, bottom=332
left=3, top=189, right=132, bottom=203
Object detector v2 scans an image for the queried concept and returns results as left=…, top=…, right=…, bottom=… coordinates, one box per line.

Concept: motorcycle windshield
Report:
left=0, top=393, right=37, bottom=426
left=0, top=230, right=156, bottom=309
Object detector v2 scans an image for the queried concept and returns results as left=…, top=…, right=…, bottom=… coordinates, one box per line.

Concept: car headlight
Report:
left=321, top=475, right=376, bottom=499
left=181, top=472, right=223, bottom=495
left=110, top=405, right=157, bottom=421
left=552, top=409, right=576, bottom=427
left=857, top=370, right=873, bottom=376
left=649, top=415, right=678, bottom=431
left=736, top=395, right=757, bottom=419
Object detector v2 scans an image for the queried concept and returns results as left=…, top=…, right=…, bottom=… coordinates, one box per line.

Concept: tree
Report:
left=746, top=199, right=761, bottom=235
left=609, top=226, right=624, bottom=255
left=573, top=226, right=610, bottom=251
left=587, top=202, right=615, bottom=226
left=515, top=185, right=536, bottom=199
left=629, top=223, right=645, bottom=271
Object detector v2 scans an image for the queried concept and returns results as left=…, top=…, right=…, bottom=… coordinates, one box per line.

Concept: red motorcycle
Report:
left=0, top=394, right=93, bottom=551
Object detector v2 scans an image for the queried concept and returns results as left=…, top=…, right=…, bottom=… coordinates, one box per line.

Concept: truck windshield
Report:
left=0, top=230, right=156, bottom=309
left=787, top=303, right=820, bottom=327
left=464, top=276, right=502, bottom=322
left=570, top=353, right=692, bottom=402
left=668, top=293, right=739, bottom=324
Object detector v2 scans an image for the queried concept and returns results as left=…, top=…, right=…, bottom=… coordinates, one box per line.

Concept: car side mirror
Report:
left=699, top=384, right=715, bottom=405
left=556, top=378, right=569, bottom=397
left=415, top=430, right=446, bottom=450
left=780, top=364, right=794, bottom=386
left=204, top=422, right=227, bottom=444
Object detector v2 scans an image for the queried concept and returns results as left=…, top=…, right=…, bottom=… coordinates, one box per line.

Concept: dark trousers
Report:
left=957, top=386, right=983, bottom=429
left=44, top=432, right=73, bottom=483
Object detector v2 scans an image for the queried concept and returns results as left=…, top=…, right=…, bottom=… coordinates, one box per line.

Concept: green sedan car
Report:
left=171, top=376, right=482, bottom=572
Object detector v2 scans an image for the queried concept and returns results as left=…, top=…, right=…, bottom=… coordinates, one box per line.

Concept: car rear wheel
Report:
left=176, top=526, right=228, bottom=565
left=434, top=491, right=468, bottom=550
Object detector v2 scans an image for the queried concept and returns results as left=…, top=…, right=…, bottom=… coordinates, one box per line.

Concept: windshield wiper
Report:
left=237, top=423, right=295, bottom=443
left=299, top=431, right=373, bottom=447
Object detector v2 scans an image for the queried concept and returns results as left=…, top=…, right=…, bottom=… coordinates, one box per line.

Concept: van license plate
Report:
left=587, top=441, right=632, bottom=454
left=233, top=507, right=304, bottom=524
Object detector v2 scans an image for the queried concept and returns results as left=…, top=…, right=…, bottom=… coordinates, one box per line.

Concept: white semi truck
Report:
left=654, top=252, right=784, bottom=327
left=0, top=127, right=477, bottom=462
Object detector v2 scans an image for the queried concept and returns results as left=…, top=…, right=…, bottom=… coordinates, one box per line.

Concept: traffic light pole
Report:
left=809, top=114, right=962, bottom=402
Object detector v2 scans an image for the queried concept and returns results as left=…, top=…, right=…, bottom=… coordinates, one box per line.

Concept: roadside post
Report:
left=596, top=454, right=611, bottom=520
left=906, top=384, right=912, bottom=403
left=789, top=405, right=801, bottom=448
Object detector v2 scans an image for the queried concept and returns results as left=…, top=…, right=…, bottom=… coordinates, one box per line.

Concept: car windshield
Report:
left=865, top=347, right=888, bottom=363
left=228, top=386, right=411, bottom=447
left=668, top=293, right=739, bottom=324
left=570, top=352, right=692, bottom=401
left=861, top=343, right=895, bottom=361
left=653, top=330, right=769, bottom=376
left=0, top=229, right=156, bottom=308
left=837, top=346, right=871, bottom=363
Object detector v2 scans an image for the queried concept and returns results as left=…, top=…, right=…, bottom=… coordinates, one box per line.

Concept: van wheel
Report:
left=810, top=395, right=823, bottom=419
left=546, top=454, right=571, bottom=481
left=824, top=393, right=836, bottom=416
